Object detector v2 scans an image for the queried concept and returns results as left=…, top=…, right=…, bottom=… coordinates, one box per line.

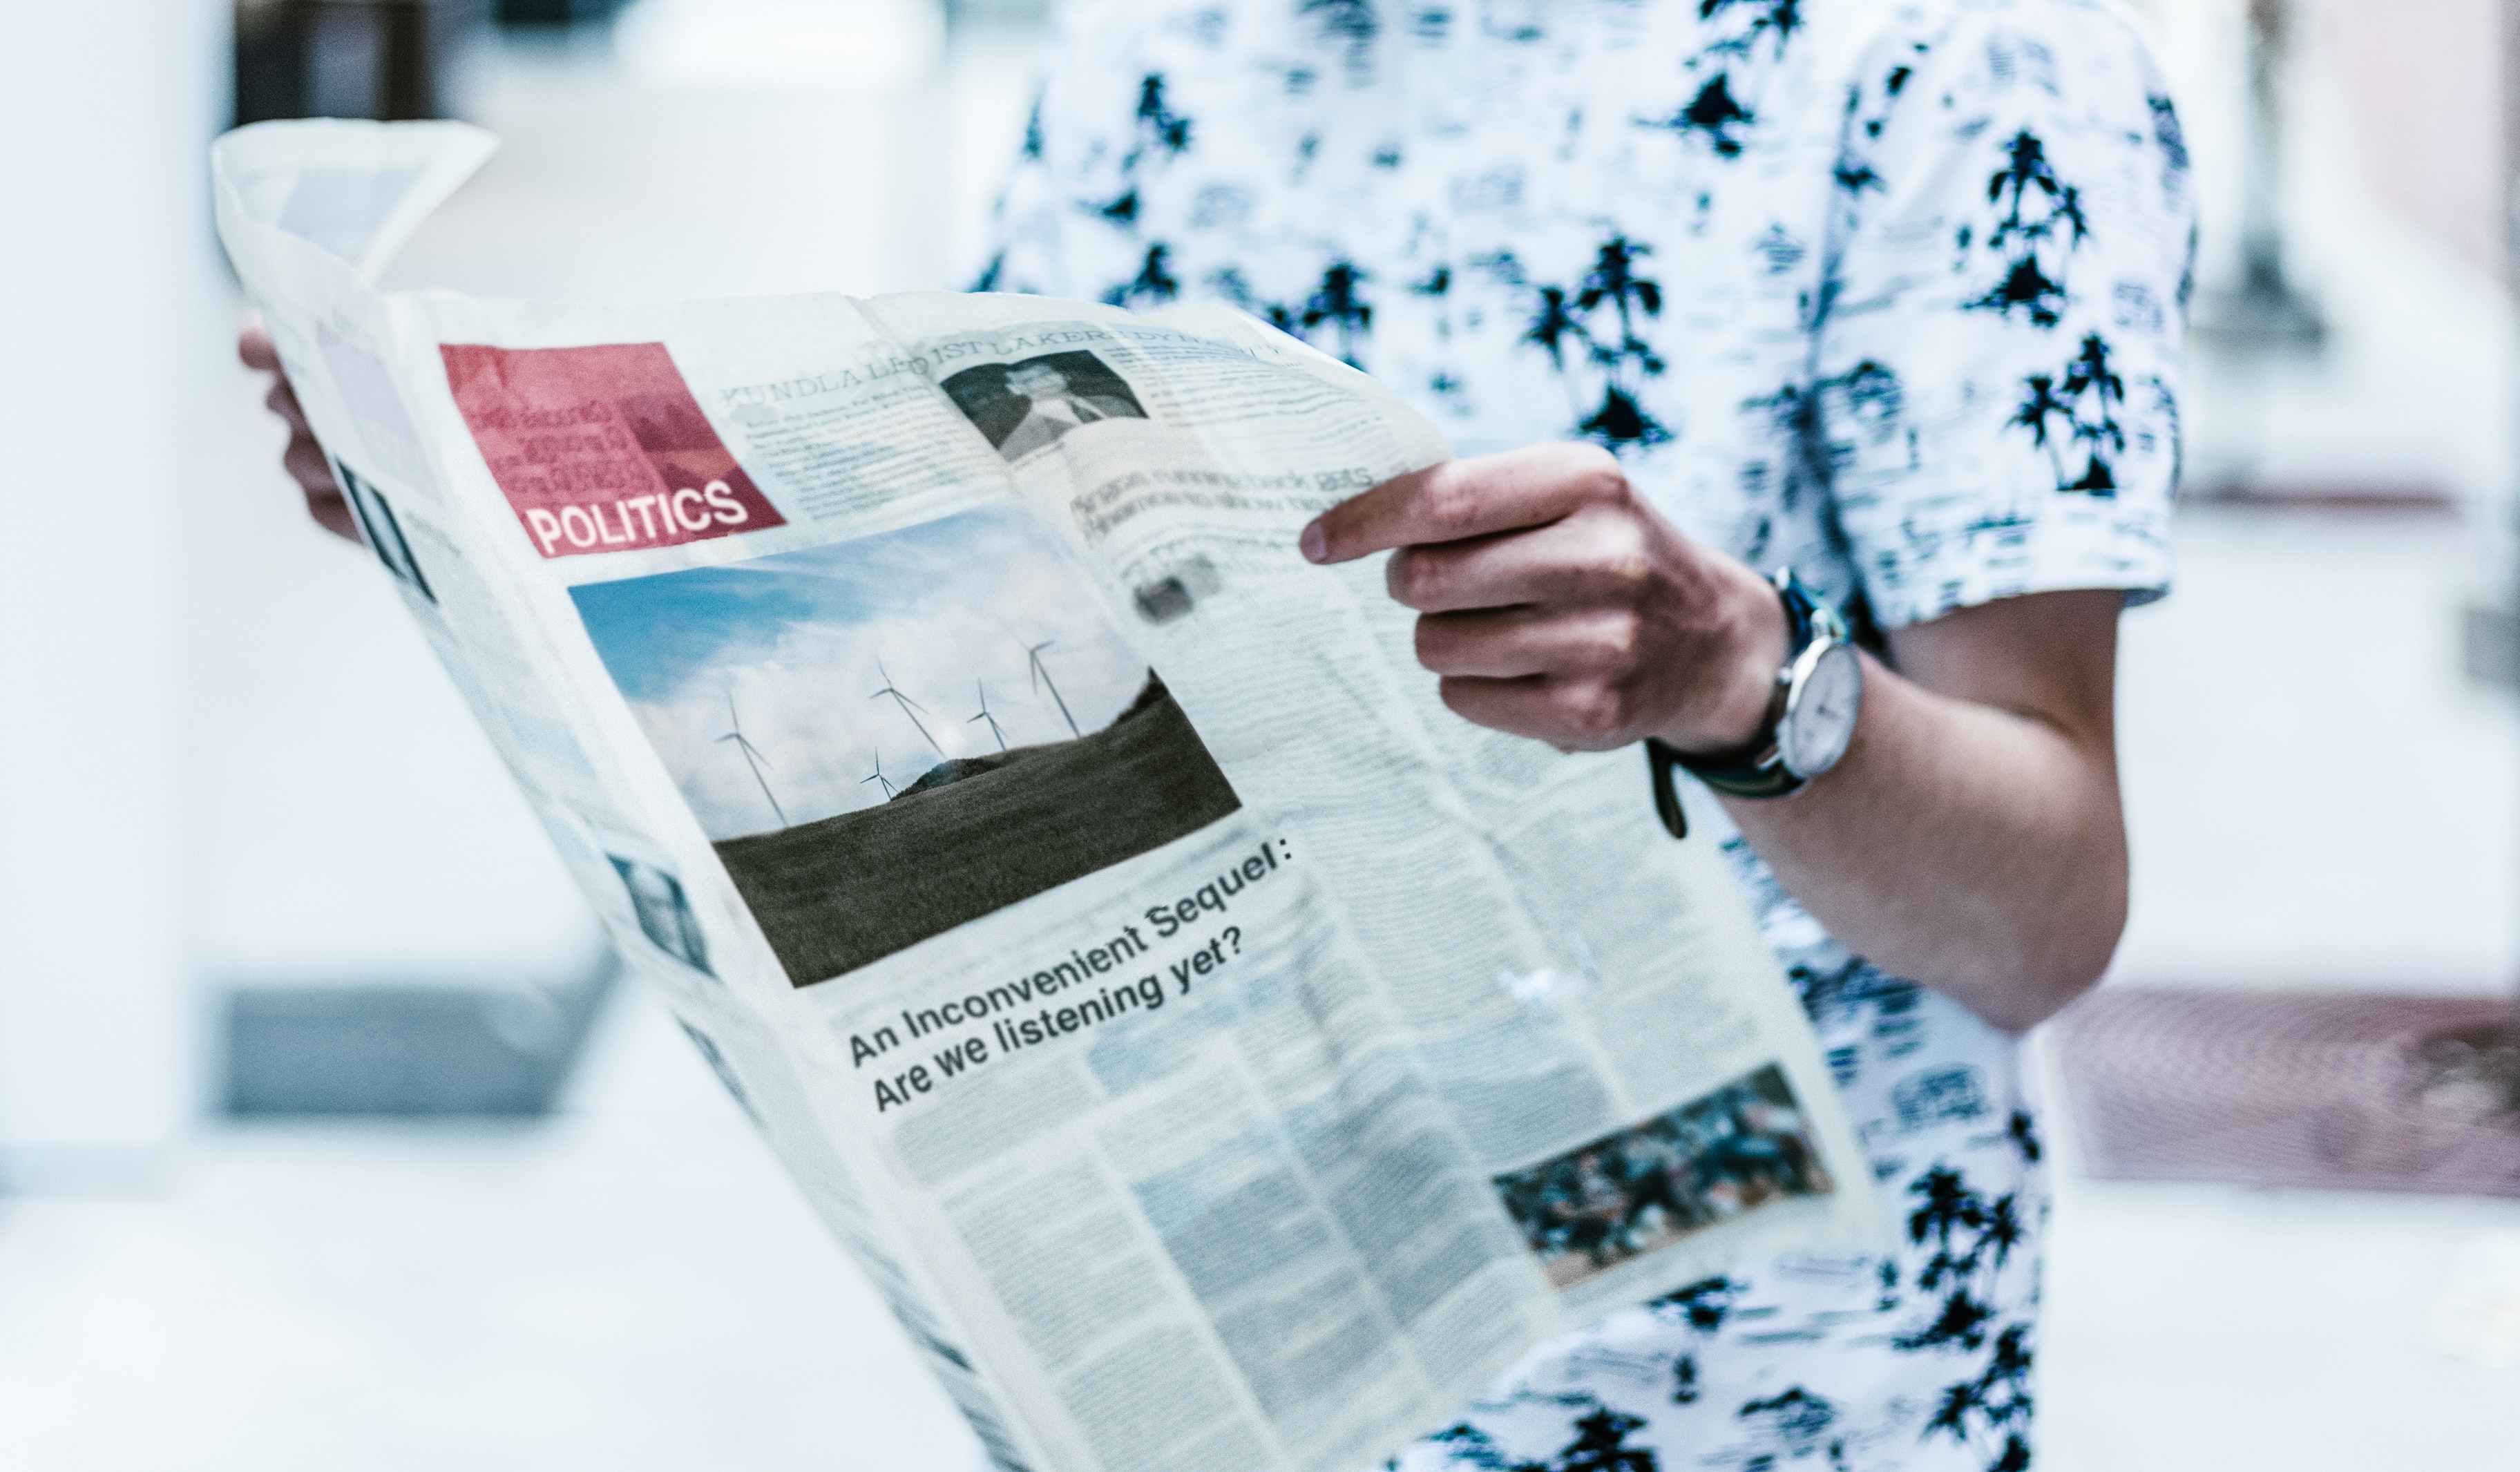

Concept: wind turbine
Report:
left=861, top=749, right=898, bottom=801
left=716, top=691, right=788, bottom=827
left=870, top=656, right=942, bottom=754
left=1021, top=638, right=1080, bottom=737
left=968, top=679, right=1009, bottom=751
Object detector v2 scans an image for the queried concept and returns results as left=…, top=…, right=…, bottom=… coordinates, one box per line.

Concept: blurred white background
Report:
left=1, top=1, right=2516, bottom=1468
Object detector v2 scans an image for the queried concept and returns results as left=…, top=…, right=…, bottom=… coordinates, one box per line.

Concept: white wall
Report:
left=0, top=1, right=228, bottom=1178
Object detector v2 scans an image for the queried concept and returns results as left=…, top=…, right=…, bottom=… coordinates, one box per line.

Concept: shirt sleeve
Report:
left=1811, top=0, right=2196, bottom=630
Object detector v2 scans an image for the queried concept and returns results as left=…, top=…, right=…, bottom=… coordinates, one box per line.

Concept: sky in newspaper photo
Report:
left=569, top=501, right=1241, bottom=984
left=569, top=501, right=1151, bottom=839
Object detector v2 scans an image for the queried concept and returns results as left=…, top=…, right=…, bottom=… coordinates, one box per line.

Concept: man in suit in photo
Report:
left=995, top=359, right=1143, bottom=459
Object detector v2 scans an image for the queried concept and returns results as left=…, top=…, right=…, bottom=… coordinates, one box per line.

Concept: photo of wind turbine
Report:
left=861, top=749, right=897, bottom=800
left=968, top=680, right=1009, bottom=752
left=1020, top=634, right=1080, bottom=738
left=567, top=500, right=1243, bottom=986
left=716, top=691, right=786, bottom=828
left=870, top=656, right=941, bottom=755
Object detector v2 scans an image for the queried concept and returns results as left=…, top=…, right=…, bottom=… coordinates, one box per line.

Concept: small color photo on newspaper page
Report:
left=1491, top=1064, right=1834, bottom=1291
left=568, top=501, right=1241, bottom=986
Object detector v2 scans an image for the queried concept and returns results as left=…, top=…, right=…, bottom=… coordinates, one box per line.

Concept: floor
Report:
left=2041, top=1165, right=2520, bottom=1471
left=8, top=8, right=2520, bottom=1470
left=0, top=993, right=982, bottom=1472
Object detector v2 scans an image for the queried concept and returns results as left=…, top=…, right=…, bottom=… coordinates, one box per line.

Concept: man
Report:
left=248, top=0, right=2187, bottom=1462
left=993, top=358, right=1142, bottom=458
left=980, top=2, right=2183, bottom=1462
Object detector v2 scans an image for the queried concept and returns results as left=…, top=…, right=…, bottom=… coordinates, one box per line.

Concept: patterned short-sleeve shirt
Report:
left=984, top=1, right=2191, bottom=1466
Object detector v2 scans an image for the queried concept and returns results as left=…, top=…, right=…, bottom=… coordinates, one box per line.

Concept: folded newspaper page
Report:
left=213, top=120, right=1891, bottom=1472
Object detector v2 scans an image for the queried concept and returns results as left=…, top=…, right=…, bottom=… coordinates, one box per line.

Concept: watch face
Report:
left=1782, top=643, right=1862, bottom=778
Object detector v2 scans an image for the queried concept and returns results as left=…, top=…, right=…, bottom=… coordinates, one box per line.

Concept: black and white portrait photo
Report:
left=942, top=350, right=1149, bottom=462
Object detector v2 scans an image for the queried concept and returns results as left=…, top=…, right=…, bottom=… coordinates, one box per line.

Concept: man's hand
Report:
left=238, top=315, right=360, bottom=543
left=1300, top=443, right=1787, bottom=755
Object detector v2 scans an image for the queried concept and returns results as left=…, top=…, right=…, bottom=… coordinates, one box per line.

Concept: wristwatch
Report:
left=1646, top=568, right=1864, bottom=839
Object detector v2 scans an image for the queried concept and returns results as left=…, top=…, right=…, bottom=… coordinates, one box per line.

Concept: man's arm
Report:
left=1302, top=442, right=2126, bottom=1034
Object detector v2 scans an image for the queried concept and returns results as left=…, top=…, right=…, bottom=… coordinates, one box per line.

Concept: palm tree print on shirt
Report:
left=1703, top=0, right=1806, bottom=59
left=1922, top=1324, right=2035, bottom=1472
left=1105, top=242, right=1182, bottom=307
left=2008, top=332, right=2126, bottom=494
left=1735, top=1386, right=1844, bottom=1466
left=1240, top=260, right=1375, bottom=367
left=1647, top=1274, right=1741, bottom=1406
left=1641, top=0, right=1805, bottom=157
left=1964, top=130, right=2088, bottom=328
left=1300, top=0, right=1382, bottom=77
left=1132, top=73, right=1193, bottom=157
left=1740, top=359, right=1906, bottom=518
left=1894, top=1165, right=2028, bottom=1355
left=1421, top=1404, right=1661, bottom=1472
left=1522, top=238, right=1672, bottom=448
left=1089, top=73, right=1197, bottom=226
left=1644, top=73, right=1758, bottom=157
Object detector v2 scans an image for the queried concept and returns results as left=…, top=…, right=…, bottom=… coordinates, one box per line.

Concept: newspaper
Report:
left=213, top=120, right=1891, bottom=1472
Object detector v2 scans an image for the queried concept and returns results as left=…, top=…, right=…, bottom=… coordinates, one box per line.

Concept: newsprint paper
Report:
left=214, top=120, right=1891, bottom=1472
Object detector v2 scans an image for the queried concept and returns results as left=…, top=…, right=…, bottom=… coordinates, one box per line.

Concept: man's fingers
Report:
left=1416, top=609, right=1554, bottom=679
left=295, top=446, right=363, bottom=546
left=239, top=315, right=280, bottom=372
left=1415, top=606, right=1645, bottom=679
left=1435, top=674, right=1639, bottom=752
left=1385, top=506, right=1650, bottom=612
left=265, top=377, right=309, bottom=434
left=283, top=434, right=338, bottom=497
left=1433, top=675, right=1555, bottom=742
left=1300, top=442, right=1626, bottom=564
left=243, top=312, right=362, bottom=546
left=307, top=490, right=361, bottom=544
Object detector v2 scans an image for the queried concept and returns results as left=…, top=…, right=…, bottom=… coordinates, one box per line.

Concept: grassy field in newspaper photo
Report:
left=1494, top=1066, right=1835, bottom=1290
left=569, top=501, right=1239, bottom=985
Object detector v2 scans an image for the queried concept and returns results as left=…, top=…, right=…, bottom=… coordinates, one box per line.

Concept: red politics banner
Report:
left=440, top=341, right=785, bottom=558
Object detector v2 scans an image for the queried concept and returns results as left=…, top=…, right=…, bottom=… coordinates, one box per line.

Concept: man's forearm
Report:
left=1718, top=598, right=2128, bottom=1033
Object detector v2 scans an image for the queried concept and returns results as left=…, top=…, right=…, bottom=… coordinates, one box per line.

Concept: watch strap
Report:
left=1649, top=570, right=1843, bottom=837
left=1646, top=730, right=1803, bottom=841
left=1646, top=738, right=1691, bottom=840
left=1671, top=736, right=1807, bottom=799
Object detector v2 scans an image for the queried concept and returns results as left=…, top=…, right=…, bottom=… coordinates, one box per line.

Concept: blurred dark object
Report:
left=2421, top=1024, right=2520, bottom=1118
left=2466, top=600, right=2519, bottom=689
left=234, top=0, right=488, bottom=128
left=495, top=0, right=622, bottom=26
left=224, top=954, right=616, bottom=1116
left=2055, top=988, right=2520, bottom=1196
left=2193, top=0, right=2325, bottom=354
left=2179, top=481, right=2456, bottom=515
